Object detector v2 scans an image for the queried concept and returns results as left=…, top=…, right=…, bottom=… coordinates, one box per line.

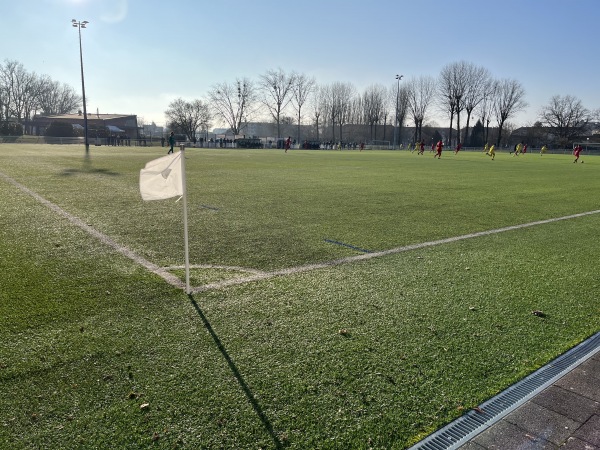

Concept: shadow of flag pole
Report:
left=180, top=145, right=191, bottom=294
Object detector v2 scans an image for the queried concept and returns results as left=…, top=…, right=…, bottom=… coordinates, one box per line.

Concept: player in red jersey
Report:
left=573, top=144, right=582, bottom=163
left=434, top=140, right=443, bottom=159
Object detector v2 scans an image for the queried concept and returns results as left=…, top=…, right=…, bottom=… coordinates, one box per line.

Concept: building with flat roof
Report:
left=31, top=113, right=139, bottom=138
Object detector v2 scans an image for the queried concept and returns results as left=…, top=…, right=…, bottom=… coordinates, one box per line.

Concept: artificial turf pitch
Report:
left=0, top=144, right=598, bottom=449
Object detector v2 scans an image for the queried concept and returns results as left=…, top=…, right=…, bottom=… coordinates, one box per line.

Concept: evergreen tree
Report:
left=469, top=119, right=484, bottom=146
left=45, top=121, right=76, bottom=137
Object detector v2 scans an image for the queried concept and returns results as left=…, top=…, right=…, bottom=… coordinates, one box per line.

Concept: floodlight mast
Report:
left=393, top=74, right=403, bottom=149
left=72, top=19, right=90, bottom=157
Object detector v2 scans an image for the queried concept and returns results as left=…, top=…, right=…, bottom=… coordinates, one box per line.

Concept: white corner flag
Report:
left=140, top=148, right=191, bottom=294
left=140, top=152, right=183, bottom=201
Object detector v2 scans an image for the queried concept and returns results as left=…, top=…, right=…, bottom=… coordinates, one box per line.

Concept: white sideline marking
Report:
left=190, top=209, right=600, bottom=293
left=3, top=170, right=599, bottom=294
left=0, top=171, right=185, bottom=290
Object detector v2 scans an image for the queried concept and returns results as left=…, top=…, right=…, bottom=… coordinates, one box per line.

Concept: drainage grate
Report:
left=409, top=332, right=600, bottom=450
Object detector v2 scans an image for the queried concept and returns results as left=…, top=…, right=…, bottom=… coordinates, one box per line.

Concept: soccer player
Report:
left=488, top=144, right=496, bottom=160
left=483, top=143, right=489, bottom=154
left=418, top=141, right=425, bottom=155
left=540, top=144, right=548, bottom=156
left=434, top=140, right=443, bottom=159
left=522, top=143, right=528, bottom=154
left=167, top=131, right=175, bottom=154
left=284, top=136, right=291, bottom=153
left=513, top=142, right=523, bottom=156
left=454, top=142, right=462, bottom=154
left=573, top=144, right=582, bottom=163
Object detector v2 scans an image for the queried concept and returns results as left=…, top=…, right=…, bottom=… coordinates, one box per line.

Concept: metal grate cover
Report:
left=409, top=332, right=600, bottom=450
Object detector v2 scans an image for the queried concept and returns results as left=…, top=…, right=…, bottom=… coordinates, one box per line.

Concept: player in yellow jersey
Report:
left=488, top=144, right=496, bottom=160
left=540, top=145, right=548, bottom=156
left=513, top=142, right=523, bottom=156
left=483, top=143, right=489, bottom=154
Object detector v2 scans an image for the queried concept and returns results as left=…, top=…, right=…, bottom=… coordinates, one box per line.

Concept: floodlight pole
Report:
left=393, top=74, right=403, bottom=149
left=72, top=19, right=90, bottom=157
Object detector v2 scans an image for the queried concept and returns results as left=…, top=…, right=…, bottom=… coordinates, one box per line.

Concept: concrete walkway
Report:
left=459, top=351, right=600, bottom=449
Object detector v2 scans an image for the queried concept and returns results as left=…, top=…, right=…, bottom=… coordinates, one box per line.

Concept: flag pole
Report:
left=180, top=145, right=191, bottom=294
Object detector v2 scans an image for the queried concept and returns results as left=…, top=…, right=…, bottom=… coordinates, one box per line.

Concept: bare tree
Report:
left=38, top=80, right=81, bottom=115
left=0, top=60, right=82, bottom=126
left=0, top=60, right=38, bottom=122
left=208, top=78, right=256, bottom=136
left=390, top=83, right=410, bottom=146
left=319, top=82, right=357, bottom=143
left=539, top=94, right=590, bottom=145
left=407, top=76, right=436, bottom=143
left=259, top=68, right=296, bottom=139
left=380, top=86, right=391, bottom=141
left=362, top=84, right=386, bottom=140
left=438, top=61, right=472, bottom=147
left=308, top=84, right=325, bottom=142
left=0, top=60, right=21, bottom=120
left=332, top=81, right=356, bottom=143
left=165, top=98, right=211, bottom=141
left=462, top=64, right=491, bottom=145
left=291, top=73, right=315, bottom=144
left=493, top=78, right=528, bottom=146
left=438, top=67, right=458, bottom=147
left=352, top=94, right=365, bottom=126
left=477, top=78, right=497, bottom=145
left=0, top=63, right=7, bottom=122
left=20, top=74, right=49, bottom=133
left=0, top=87, right=6, bottom=122
left=321, top=84, right=337, bottom=142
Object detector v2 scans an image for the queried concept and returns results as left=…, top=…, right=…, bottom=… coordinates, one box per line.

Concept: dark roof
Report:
left=34, top=113, right=136, bottom=120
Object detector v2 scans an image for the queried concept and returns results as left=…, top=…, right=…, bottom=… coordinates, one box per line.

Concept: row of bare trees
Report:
left=2, top=58, right=592, bottom=147
left=0, top=59, right=82, bottom=128
left=406, top=62, right=529, bottom=147
left=166, top=63, right=533, bottom=146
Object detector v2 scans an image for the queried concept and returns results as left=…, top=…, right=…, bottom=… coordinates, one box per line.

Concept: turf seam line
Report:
left=199, top=204, right=220, bottom=211
left=324, top=238, right=372, bottom=253
left=191, top=209, right=600, bottom=293
left=0, top=170, right=186, bottom=290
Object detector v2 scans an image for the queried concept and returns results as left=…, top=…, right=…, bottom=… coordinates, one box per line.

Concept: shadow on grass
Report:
left=188, top=294, right=284, bottom=449
left=60, top=167, right=120, bottom=177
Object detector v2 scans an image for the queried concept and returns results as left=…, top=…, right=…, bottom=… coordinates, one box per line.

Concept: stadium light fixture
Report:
left=393, top=74, right=403, bottom=149
left=72, top=19, right=90, bottom=157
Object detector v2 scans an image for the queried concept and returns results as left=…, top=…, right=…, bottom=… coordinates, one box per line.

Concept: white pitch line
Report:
left=189, top=209, right=600, bottom=293
left=164, top=264, right=267, bottom=275
left=0, top=171, right=185, bottom=290
left=3, top=169, right=599, bottom=295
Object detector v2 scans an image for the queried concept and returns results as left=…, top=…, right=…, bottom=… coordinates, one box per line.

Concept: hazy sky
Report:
left=2, top=0, right=599, bottom=128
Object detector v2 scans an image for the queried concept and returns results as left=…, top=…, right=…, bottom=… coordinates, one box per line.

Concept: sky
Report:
left=2, top=0, right=599, bottom=129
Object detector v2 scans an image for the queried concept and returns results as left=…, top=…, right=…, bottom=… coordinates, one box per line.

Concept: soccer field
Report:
left=1, top=144, right=599, bottom=449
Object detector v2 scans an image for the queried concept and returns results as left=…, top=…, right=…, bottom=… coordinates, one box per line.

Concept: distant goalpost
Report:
left=369, top=140, right=392, bottom=150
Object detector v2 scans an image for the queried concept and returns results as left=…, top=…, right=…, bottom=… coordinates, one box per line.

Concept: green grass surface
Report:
left=0, top=144, right=599, bottom=449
